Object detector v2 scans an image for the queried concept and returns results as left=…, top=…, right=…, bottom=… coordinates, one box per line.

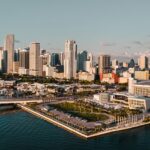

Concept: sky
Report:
left=0, top=0, right=150, bottom=57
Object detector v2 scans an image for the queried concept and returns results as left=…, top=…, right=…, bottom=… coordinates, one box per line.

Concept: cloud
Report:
left=132, top=41, right=143, bottom=46
left=101, top=42, right=116, bottom=47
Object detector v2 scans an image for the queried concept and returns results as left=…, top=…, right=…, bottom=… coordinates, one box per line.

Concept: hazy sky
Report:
left=0, top=0, right=150, bottom=56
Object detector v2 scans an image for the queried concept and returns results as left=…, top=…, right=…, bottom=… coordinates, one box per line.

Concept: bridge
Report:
left=0, top=98, right=43, bottom=105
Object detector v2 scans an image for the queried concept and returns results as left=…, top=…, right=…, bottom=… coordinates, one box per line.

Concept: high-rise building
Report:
left=14, top=49, right=20, bottom=62
left=19, top=49, right=29, bottom=69
left=128, top=59, right=135, bottom=68
left=85, top=53, right=93, bottom=74
left=98, top=55, right=111, bottom=80
left=112, top=59, right=118, bottom=69
left=59, top=52, right=64, bottom=65
left=41, top=53, right=50, bottom=66
left=138, top=55, right=148, bottom=70
left=64, top=40, right=77, bottom=79
left=0, top=47, right=3, bottom=72
left=2, top=50, right=7, bottom=73
left=50, top=53, right=60, bottom=66
left=77, top=50, right=88, bottom=71
left=4, top=34, right=14, bottom=73
left=29, top=42, right=41, bottom=76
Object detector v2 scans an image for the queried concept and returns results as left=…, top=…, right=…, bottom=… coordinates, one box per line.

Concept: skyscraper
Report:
left=50, top=53, right=60, bottom=66
left=4, top=34, right=14, bottom=73
left=19, top=49, right=29, bottom=69
left=0, top=47, right=3, bottom=72
left=98, top=55, right=111, bottom=80
left=85, top=53, right=93, bottom=74
left=77, top=50, right=88, bottom=71
left=64, top=40, right=77, bottom=79
left=29, top=42, right=41, bottom=76
left=59, top=52, right=64, bottom=65
left=112, top=59, right=118, bottom=69
left=138, top=55, right=148, bottom=70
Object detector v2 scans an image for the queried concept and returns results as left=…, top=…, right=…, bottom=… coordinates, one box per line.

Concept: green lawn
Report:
left=49, top=102, right=109, bottom=122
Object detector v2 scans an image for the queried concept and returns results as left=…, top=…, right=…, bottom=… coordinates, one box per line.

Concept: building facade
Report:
left=29, top=42, right=41, bottom=76
left=98, top=55, right=111, bottom=80
left=4, top=34, right=14, bottom=73
left=64, top=40, right=77, bottom=79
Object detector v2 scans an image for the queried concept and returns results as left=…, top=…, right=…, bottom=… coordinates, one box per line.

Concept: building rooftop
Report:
left=136, top=80, right=150, bottom=86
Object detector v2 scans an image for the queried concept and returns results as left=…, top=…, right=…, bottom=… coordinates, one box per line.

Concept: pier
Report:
left=18, top=104, right=150, bottom=139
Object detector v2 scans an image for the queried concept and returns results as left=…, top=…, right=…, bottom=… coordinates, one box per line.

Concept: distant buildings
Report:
left=77, top=50, right=88, bottom=71
left=5, top=34, right=15, bottom=73
left=19, top=49, right=29, bottom=69
left=0, top=47, right=3, bottom=72
left=112, top=59, right=118, bottom=69
left=59, top=52, right=64, bottom=66
left=1, top=34, right=150, bottom=84
left=29, top=42, right=41, bottom=76
left=138, top=55, right=148, bottom=70
left=135, top=70, right=150, bottom=80
left=51, top=53, right=60, bottom=66
left=64, top=40, right=77, bottom=79
left=98, top=55, right=111, bottom=80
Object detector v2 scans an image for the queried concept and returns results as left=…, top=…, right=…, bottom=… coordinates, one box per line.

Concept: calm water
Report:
left=0, top=111, right=150, bottom=150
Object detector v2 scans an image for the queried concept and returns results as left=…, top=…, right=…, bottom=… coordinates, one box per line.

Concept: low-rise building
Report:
left=118, top=77, right=128, bottom=84
left=18, top=67, right=29, bottom=75
left=128, top=96, right=150, bottom=111
left=78, top=71, right=94, bottom=81
left=135, top=70, right=150, bottom=80
left=130, top=80, right=150, bottom=97
left=93, top=93, right=110, bottom=105
left=110, top=92, right=128, bottom=106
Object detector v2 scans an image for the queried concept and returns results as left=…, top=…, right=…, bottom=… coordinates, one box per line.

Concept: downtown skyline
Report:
left=1, top=0, right=150, bottom=57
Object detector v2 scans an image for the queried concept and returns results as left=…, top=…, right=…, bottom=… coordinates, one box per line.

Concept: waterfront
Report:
left=0, top=112, right=150, bottom=150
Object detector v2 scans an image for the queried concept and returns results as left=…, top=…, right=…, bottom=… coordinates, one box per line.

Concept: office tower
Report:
left=85, top=53, right=93, bottom=74
left=98, top=54, right=111, bottom=80
left=2, top=50, right=7, bottom=73
left=19, top=49, right=29, bottom=69
left=50, top=53, right=60, bottom=66
left=40, top=53, right=50, bottom=66
left=29, top=42, right=41, bottom=76
left=0, top=47, right=3, bottom=72
left=13, top=61, right=19, bottom=73
left=138, top=55, right=148, bottom=70
left=77, top=50, right=88, bottom=71
left=59, top=52, right=64, bottom=65
left=4, top=34, right=15, bottom=73
left=64, top=40, right=77, bottom=79
left=128, top=59, right=135, bottom=68
left=14, top=49, right=19, bottom=62
left=47, top=53, right=51, bottom=66
left=112, top=59, right=118, bottom=69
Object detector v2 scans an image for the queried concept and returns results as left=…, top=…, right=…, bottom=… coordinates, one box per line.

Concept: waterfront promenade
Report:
left=18, top=104, right=150, bottom=139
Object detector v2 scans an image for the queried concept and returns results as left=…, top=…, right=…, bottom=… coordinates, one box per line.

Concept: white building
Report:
left=138, top=55, right=148, bottom=70
left=64, top=40, right=77, bottom=79
left=128, top=78, right=137, bottom=94
left=128, top=96, right=150, bottom=111
left=93, top=93, right=110, bottom=105
left=29, top=42, right=41, bottom=76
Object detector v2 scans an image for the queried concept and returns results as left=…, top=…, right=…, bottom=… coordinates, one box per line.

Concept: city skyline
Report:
left=1, top=0, right=150, bottom=57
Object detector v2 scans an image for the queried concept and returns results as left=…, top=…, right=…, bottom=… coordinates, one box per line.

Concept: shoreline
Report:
left=18, top=104, right=150, bottom=139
